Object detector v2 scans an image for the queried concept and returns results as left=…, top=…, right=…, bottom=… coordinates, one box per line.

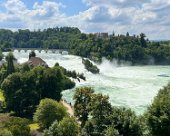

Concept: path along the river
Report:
left=61, top=99, right=74, bottom=117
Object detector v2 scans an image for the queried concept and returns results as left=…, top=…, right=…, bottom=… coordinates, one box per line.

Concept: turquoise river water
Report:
left=3, top=50, right=170, bottom=115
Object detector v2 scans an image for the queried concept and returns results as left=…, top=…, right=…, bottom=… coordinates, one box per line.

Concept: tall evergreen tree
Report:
left=0, top=49, right=4, bottom=61
left=140, top=33, right=147, bottom=48
left=126, top=32, right=130, bottom=37
left=29, top=51, right=36, bottom=59
left=5, top=52, right=15, bottom=75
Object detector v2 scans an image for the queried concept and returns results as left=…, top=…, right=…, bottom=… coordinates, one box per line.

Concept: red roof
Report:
left=27, top=57, right=48, bottom=67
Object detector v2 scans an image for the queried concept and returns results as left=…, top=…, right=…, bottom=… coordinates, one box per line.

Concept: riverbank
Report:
left=61, top=99, right=74, bottom=117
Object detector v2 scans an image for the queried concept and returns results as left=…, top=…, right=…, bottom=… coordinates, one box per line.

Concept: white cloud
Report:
left=0, top=0, right=169, bottom=39
left=80, top=0, right=170, bottom=39
left=0, top=0, right=67, bottom=29
left=5, top=0, right=28, bottom=14
left=82, top=0, right=151, bottom=8
left=30, top=1, right=65, bottom=20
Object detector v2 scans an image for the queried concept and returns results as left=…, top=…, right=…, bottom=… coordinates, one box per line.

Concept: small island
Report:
left=82, top=58, right=100, bottom=74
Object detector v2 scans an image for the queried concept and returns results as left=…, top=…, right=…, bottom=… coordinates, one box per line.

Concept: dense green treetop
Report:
left=44, top=117, right=80, bottom=136
left=73, top=87, right=94, bottom=127
left=5, top=52, right=15, bottom=75
left=104, top=127, right=119, bottom=136
left=0, top=116, right=32, bottom=136
left=0, top=49, right=3, bottom=61
left=0, top=129, right=13, bottom=136
left=29, top=51, right=36, bottom=59
left=146, top=82, right=170, bottom=136
left=54, top=62, right=86, bottom=81
left=33, top=98, right=67, bottom=129
left=74, top=87, right=143, bottom=136
left=109, top=107, right=142, bottom=136
left=1, top=64, right=75, bottom=117
left=82, top=58, right=100, bottom=74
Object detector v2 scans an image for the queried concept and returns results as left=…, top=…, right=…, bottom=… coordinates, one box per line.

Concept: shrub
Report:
left=33, top=98, right=67, bottom=129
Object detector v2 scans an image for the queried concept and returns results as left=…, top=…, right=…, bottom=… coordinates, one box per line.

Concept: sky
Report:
left=0, top=0, right=170, bottom=40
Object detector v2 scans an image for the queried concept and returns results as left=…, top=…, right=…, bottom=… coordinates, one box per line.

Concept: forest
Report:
left=0, top=27, right=170, bottom=65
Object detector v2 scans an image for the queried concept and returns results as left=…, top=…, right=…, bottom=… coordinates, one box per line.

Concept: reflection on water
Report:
left=3, top=51, right=170, bottom=115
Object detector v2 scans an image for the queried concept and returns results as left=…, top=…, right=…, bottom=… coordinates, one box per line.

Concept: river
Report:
left=3, top=50, right=170, bottom=115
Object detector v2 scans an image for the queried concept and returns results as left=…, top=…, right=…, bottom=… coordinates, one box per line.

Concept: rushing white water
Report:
left=3, top=50, right=170, bottom=115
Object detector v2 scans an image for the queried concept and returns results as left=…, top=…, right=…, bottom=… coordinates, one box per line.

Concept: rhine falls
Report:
left=3, top=50, right=170, bottom=115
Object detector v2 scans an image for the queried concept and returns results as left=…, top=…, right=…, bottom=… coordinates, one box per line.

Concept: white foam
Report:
left=3, top=51, right=170, bottom=115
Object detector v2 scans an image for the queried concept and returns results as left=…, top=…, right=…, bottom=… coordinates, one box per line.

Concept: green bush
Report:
left=44, top=117, right=80, bottom=136
left=104, top=127, right=119, bottom=136
left=3, top=117, right=32, bottom=136
left=146, top=83, right=170, bottom=135
left=33, top=98, right=67, bottom=129
left=110, top=107, right=142, bottom=136
left=0, top=129, right=12, bottom=136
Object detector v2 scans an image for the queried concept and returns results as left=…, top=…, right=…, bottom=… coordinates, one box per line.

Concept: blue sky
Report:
left=0, top=0, right=170, bottom=40
left=22, top=0, right=88, bottom=15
